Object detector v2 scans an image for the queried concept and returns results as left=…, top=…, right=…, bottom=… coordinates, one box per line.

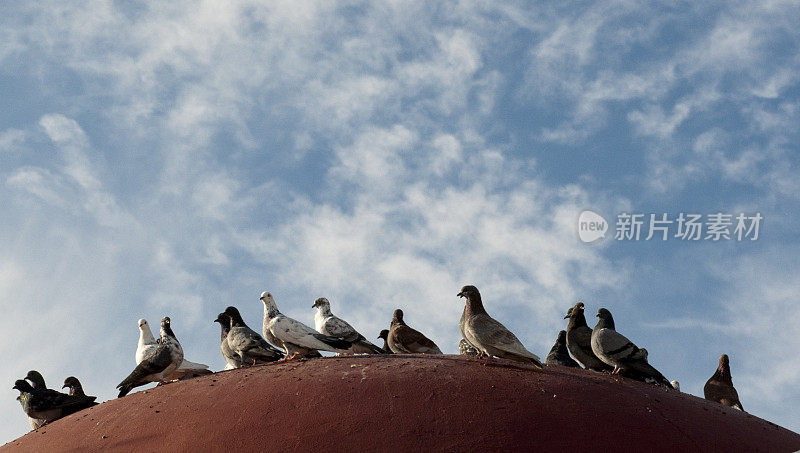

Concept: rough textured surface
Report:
left=3, top=355, right=799, bottom=452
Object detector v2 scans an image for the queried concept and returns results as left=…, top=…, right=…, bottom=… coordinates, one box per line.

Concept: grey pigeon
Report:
left=545, top=330, right=581, bottom=367
left=116, top=317, right=184, bottom=397
left=387, top=309, right=443, bottom=354
left=704, top=354, right=744, bottom=411
left=564, top=302, right=612, bottom=371
left=214, top=312, right=239, bottom=370
left=377, top=330, right=393, bottom=354
left=261, top=292, right=352, bottom=359
left=223, top=306, right=284, bottom=366
left=458, top=339, right=479, bottom=356
left=590, top=308, right=671, bottom=387
left=312, top=298, right=383, bottom=354
left=13, top=373, right=96, bottom=427
left=457, top=285, right=542, bottom=366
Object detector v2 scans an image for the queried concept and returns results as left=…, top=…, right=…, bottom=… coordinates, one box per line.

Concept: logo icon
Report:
left=578, top=210, right=608, bottom=243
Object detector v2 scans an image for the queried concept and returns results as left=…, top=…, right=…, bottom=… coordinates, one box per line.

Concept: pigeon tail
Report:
left=352, top=339, right=384, bottom=354
left=312, top=333, right=352, bottom=350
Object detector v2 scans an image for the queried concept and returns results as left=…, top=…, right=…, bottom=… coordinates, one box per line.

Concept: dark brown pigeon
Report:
left=62, top=376, right=96, bottom=400
left=14, top=372, right=96, bottom=427
left=387, top=309, right=442, bottom=354
left=377, top=330, right=393, bottom=354
left=704, top=354, right=744, bottom=411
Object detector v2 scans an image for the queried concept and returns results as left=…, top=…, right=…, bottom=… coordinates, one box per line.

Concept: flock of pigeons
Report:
left=12, top=285, right=744, bottom=430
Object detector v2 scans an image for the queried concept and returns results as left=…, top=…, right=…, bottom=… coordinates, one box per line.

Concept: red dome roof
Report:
left=3, top=355, right=799, bottom=452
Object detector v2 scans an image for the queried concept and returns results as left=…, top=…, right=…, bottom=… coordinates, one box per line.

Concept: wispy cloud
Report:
left=0, top=0, right=798, bottom=442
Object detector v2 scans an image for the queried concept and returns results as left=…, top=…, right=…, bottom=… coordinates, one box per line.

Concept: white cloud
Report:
left=1, top=0, right=798, bottom=443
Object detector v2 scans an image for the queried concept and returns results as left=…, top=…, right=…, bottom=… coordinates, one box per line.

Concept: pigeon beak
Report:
left=457, top=292, right=464, bottom=298
left=62, top=384, right=68, bottom=389
left=563, top=314, right=570, bottom=319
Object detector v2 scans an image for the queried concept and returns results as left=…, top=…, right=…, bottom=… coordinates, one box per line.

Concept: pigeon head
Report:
left=160, top=316, right=176, bottom=339
left=391, top=309, right=405, bottom=326
left=13, top=379, right=33, bottom=393
left=457, top=285, right=480, bottom=300
left=62, top=376, right=80, bottom=389
left=224, top=306, right=247, bottom=326
left=595, top=308, right=615, bottom=330
left=312, top=297, right=330, bottom=310
left=62, top=376, right=84, bottom=396
left=557, top=330, right=567, bottom=344
left=716, top=354, right=732, bottom=381
left=377, top=329, right=390, bottom=340
left=260, top=292, right=280, bottom=317
left=457, top=285, right=486, bottom=314
left=25, top=370, right=46, bottom=389
left=565, top=302, right=589, bottom=328
left=214, top=312, right=231, bottom=327
left=138, top=318, right=149, bottom=330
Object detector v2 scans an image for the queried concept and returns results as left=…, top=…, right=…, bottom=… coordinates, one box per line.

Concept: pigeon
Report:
left=459, top=339, right=480, bottom=356
left=222, top=306, right=284, bottom=366
left=704, top=354, right=744, bottom=411
left=14, top=380, right=46, bottom=429
left=136, top=318, right=212, bottom=379
left=13, top=373, right=96, bottom=427
left=62, top=376, right=96, bottom=400
left=387, top=309, right=443, bottom=354
left=457, top=285, right=542, bottom=366
left=545, top=330, right=581, bottom=367
left=312, top=298, right=383, bottom=354
left=671, top=380, right=681, bottom=392
left=214, top=312, right=239, bottom=370
left=377, top=330, right=393, bottom=354
left=564, top=303, right=612, bottom=371
left=117, top=316, right=184, bottom=397
left=260, top=292, right=352, bottom=359
left=590, top=308, right=671, bottom=387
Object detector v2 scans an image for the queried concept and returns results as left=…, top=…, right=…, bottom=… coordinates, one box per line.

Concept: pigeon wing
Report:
left=704, top=378, right=744, bottom=411
left=271, top=316, right=351, bottom=351
left=322, top=316, right=360, bottom=342
left=592, top=328, right=639, bottom=365
left=390, top=325, right=442, bottom=354
left=468, top=314, right=541, bottom=363
left=117, top=345, right=173, bottom=394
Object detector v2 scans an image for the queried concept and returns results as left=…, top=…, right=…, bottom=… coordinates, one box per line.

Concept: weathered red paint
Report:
left=3, top=355, right=798, bottom=452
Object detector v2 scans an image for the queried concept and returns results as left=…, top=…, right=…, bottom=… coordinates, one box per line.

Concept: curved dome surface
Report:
left=3, top=355, right=799, bottom=452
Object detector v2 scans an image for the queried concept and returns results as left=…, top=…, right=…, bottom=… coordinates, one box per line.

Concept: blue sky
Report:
left=1, top=1, right=799, bottom=442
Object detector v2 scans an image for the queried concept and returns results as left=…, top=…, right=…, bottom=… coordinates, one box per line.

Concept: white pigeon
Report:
left=117, top=317, right=184, bottom=397
left=136, top=318, right=212, bottom=380
left=312, top=298, right=383, bottom=354
left=260, top=291, right=353, bottom=359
